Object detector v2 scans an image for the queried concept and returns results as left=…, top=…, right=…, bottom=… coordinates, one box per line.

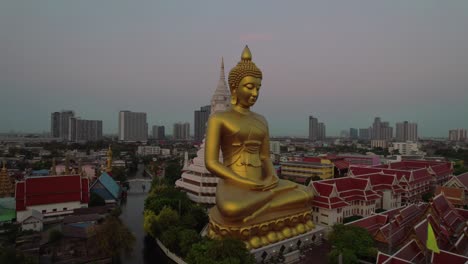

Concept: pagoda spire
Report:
left=210, top=57, right=231, bottom=115
left=220, top=57, right=225, bottom=81
left=65, top=153, right=70, bottom=175
left=106, top=145, right=113, bottom=173
left=0, top=160, right=14, bottom=198
left=51, top=158, right=57, bottom=175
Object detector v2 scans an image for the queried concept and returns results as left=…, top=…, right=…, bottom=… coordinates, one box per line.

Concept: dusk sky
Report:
left=1, top=1, right=467, bottom=137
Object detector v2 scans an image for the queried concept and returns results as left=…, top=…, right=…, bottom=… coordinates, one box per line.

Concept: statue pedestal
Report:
left=250, top=225, right=326, bottom=264
left=208, top=208, right=315, bottom=249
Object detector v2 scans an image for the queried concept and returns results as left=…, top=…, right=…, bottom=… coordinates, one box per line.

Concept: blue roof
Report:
left=31, top=169, right=50, bottom=176
left=94, top=172, right=121, bottom=199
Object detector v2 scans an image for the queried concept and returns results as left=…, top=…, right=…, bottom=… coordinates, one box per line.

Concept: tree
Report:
left=164, top=160, right=182, bottom=185
left=178, top=229, right=200, bottom=257
left=89, top=192, right=105, bottom=207
left=143, top=210, right=159, bottom=238
left=155, top=206, right=179, bottom=235
left=186, top=238, right=255, bottom=264
left=95, top=216, right=135, bottom=261
left=328, top=224, right=377, bottom=264
left=0, top=247, right=38, bottom=264
left=160, top=226, right=182, bottom=255
left=422, top=192, right=434, bottom=202
left=48, top=230, right=63, bottom=243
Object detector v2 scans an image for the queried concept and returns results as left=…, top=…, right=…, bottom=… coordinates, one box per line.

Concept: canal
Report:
left=119, top=173, right=174, bottom=263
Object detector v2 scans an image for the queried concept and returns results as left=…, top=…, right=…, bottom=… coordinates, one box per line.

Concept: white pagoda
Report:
left=175, top=58, right=230, bottom=205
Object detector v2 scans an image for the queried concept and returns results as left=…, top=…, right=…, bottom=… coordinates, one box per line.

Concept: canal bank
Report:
left=119, top=181, right=174, bottom=264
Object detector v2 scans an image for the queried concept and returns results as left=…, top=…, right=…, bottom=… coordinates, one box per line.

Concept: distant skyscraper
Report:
left=152, top=125, right=165, bottom=140
left=448, top=129, right=467, bottom=141
left=173, top=122, right=190, bottom=140
left=194, top=105, right=211, bottom=141
left=51, top=112, right=61, bottom=138
left=118, top=111, right=148, bottom=142
left=350, top=128, right=358, bottom=139
left=68, top=118, right=103, bottom=142
left=359, top=128, right=371, bottom=140
left=309, top=116, right=326, bottom=141
left=309, top=116, right=318, bottom=141
left=371, top=117, right=393, bottom=140
left=50, top=110, right=75, bottom=140
left=396, top=121, right=418, bottom=142
left=318, top=122, right=326, bottom=140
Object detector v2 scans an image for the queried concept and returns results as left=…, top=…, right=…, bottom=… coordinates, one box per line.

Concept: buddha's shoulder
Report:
left=250, top=111, right=268, bottom=124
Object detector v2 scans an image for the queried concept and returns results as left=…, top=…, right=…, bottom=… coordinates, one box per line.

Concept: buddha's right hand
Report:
left=234, top=177, right=264, bottom=190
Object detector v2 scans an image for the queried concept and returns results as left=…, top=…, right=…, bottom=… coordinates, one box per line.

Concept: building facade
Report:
left=395, top=121, right=418, bottom=142
left=281, top=157, right=334, bottom=183
left=152, top=125, right=165, bottom=140
left=118, top=111, right=148, bottom=142
left=51, top=110, right=75, bottom=140
left=173, top=122, right=190, bottom=140
left=449, top=128, right=467, bottom=141
left=68, top=118, right=103, bottom=142
left=349, top=128, right=358, bottom=139
left=194, top=105, right=211, bottom=141
left=137, top=146, right=161, bottom=156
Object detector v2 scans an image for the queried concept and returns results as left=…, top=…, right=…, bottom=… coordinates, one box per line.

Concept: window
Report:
left=63, top=208, right=67, bottom=211
left=42, top=210, right=46, bottom=214
left=53, top=209, right=57, bottom=212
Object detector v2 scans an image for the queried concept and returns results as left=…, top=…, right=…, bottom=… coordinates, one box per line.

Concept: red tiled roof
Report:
left=432, top=250, right=468, bottom=264
left=348, top=214, right=387, bottom=235
left=457, top=172, right=468, bottom=189
left=15, top=175, right=88, bottom=211
left=393, top=239, right=425, bottom=264
left=312, top=182, right=334, bottom=196
left=333, top=160, right=349, bottom=170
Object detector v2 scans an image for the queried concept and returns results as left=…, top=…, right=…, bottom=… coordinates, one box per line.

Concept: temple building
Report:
left=15, top=174, right=90, bottom=223
left=349, top=193, right=468, bottom=263
left=175, top=58, right=230, bottom=205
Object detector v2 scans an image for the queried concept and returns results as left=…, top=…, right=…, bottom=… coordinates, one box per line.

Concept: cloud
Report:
left=240, top=33, right=273, bottom=42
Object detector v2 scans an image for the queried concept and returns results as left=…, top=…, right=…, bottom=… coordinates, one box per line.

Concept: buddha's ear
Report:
left=231, top=91, right=238, bottom=105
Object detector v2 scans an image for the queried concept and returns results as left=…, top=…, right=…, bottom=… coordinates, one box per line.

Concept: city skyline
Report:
left=1, top=1, right=468, bottom=137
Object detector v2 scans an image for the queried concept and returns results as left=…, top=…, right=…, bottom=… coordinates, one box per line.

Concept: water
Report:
left=119, top=178, right=174, bottom=263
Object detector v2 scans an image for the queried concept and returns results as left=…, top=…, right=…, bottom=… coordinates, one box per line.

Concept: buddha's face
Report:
left=236, top=76, right=262, bottom=108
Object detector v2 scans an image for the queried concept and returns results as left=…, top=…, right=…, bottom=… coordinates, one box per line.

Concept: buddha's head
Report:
left=228, top=46, right=263, bottom=108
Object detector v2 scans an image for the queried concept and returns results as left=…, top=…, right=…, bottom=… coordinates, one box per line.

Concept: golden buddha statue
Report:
left=205, top=46, right=314, bottom=249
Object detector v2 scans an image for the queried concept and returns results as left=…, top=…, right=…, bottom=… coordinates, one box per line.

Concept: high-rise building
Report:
left=318, top=122, right=326, bottom=140
left=396, top=121, right=418, bottom=142
left=359, top=128, right=371, bottom=140
left=68, top=117, right=103, bottom=142
left=371, top=117, right=393, bottom=140
left=51, top=112, right=61, bottom=138
left=51, top=110, right=75, bottom=140
left=448, top=129, right=467, bottom=141
left=309, top=116, right=318, bottom=141
left=173, top=122, right=190, bottom=140
left=350, top=128, right=358, bottom=139
left=152, top=125, right=165, bottom=140
left=118, top=111, right=148, bottom=142
left=309, top=116, right=326, bottom=141
left=194, top=105, right=211, bottom=141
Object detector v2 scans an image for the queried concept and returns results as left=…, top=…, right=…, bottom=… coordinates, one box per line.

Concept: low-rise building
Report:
left=137, top=145, right=161, bottom=156
left=281, top=157, right=334, bottom=183
left=90, top=172, right=122, bottom=204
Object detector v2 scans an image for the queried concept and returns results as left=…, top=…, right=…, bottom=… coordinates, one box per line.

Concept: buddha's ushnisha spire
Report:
left=241, top=45, right=252, bottom=61
left=1, top=160, right=6, bottom=172
left=0, top=160, right=14, bottom=198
